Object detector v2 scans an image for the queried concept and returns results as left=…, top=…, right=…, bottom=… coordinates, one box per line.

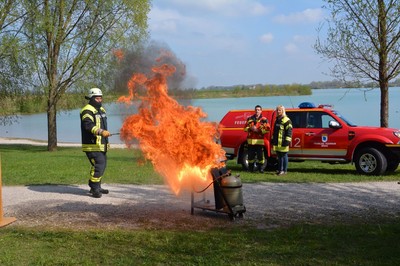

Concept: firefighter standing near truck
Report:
left=271, top=105, right=292, bottom=175
left=244, top=105, right=270, bottom=173
left=80, top=88, right=111, bottom=198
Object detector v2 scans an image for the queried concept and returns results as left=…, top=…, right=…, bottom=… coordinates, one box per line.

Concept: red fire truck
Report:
left=218, top=102, right=400, bottom=175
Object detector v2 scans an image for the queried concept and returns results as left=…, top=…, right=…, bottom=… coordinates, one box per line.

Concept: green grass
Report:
left=227, top=160, right=400, bottom=183
left=1, top=144, right=400, bottom=265
left=1, top=144, right=399, bottom=186
left=0, top=144, right=163, bottom=186
left=0, top=224, right=399, bottom=265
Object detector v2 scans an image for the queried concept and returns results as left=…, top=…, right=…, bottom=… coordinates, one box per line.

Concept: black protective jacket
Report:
left=80, top=104, right=109, bottom=152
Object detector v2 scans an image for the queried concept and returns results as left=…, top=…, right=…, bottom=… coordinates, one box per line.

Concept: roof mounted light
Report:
left=318, top=104, right=334, bottom=109
left=298, top=102, right=316, bottom=108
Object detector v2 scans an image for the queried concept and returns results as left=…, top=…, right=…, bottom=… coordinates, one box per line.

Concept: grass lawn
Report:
left=1, top=223, right=400, bottom=265
left=1, top=144, right=400, bottom=265
left=1, top=144, right=399, bottom=186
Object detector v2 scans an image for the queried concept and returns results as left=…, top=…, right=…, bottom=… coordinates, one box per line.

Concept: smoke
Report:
left=113, top=41, right=195, bottom=94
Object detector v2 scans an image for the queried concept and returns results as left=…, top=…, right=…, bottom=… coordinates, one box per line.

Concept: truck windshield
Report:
left=333, top=111, right=356, bottom=126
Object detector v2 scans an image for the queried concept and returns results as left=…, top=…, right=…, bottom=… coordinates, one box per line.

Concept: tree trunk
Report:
left=47, top=99, right=58, bottom=151
left=380, top=83, right=389, bottom=127
left=378, top=0, right=388, bottom=128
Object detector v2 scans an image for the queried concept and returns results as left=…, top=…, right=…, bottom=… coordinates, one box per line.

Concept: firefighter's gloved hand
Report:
left=282, top=140, right=290, bottom=146
left=101, top=130, right=111, bottom=138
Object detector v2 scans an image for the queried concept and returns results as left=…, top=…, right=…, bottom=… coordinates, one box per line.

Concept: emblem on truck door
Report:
left=322, top=134, right=328, bottom=143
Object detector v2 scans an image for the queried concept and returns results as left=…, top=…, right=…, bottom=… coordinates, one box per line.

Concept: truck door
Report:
left=302, top=111, right=348, bottom=158
left=285, top=111, right=306, bottom=157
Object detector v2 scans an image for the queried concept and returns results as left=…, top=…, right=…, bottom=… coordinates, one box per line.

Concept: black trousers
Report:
left=248, top=144, right=264, bottom=164
left=85, top=152, right=107, bottom=182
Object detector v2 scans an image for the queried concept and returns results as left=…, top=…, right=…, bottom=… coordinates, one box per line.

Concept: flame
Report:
left=113, top=49, right=124, bottom=62
left=118, top=64, right=226, bottom=195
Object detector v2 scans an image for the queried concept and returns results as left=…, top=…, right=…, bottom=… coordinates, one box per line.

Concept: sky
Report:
left=148, top=0, right=331, bottom=89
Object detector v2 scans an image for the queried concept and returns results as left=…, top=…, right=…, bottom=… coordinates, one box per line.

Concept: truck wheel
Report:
left=354, top=148, right=387, bottom=175
left=240, top=148, right=249, bottom=171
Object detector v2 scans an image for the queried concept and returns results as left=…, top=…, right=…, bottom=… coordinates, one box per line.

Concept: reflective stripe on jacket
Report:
left=272, top=115, right=292, bottom=152
left=244, top=114, right=270, bottom=145
left=80, top=104, right=109, bottom=152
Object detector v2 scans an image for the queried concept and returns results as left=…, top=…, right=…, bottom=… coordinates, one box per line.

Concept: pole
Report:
left=0, top=155, right=16, bottom=227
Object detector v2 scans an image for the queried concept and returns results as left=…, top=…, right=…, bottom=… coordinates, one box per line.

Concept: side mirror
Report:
left=329, top=120, right=341, bottom=129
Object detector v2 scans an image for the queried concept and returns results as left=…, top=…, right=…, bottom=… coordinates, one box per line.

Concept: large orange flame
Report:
left=118, top=64, right=226, bottom=195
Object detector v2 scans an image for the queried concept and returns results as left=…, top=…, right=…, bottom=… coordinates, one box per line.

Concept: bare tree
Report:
left=315, top=0, right=400, bottom=127
left=20, top=0, right=150, bottom=151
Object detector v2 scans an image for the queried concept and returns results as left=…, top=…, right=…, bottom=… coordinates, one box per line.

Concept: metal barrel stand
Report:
left=191, top=167, right=246, bottom=220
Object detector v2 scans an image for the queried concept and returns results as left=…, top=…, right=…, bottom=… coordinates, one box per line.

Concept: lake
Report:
left=1, top=88, right=400, bottom=144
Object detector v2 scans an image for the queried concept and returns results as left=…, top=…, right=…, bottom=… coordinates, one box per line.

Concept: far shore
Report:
left=0, top=137, right=127, bottom=148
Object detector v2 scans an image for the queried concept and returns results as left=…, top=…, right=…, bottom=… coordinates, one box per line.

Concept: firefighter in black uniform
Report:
left=80, top=88, right=111, bottom=198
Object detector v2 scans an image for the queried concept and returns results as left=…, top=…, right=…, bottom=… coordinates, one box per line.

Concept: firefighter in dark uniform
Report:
left=80, top=88, right=111, bottom=198
left=244, top=105, right=270, bottom=173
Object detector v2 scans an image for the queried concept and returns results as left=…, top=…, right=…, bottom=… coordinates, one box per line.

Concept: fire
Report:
left=118, top=64, right=226, bottom=195
left=112, top=49, right=124, bottom=62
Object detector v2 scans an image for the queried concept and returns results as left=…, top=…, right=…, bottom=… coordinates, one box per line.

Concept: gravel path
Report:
left=3, top=181, right=400, bottom=230
left=1, top=138, right=400, bottom=230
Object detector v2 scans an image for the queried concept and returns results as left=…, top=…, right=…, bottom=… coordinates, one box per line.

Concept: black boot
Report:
left=257, top=163, right=264, bottom=173
left=248, top=163, right=254, bottom=172
left=99, top=181, right=109, bottom=194
left=88, top=180, right=102, bottom=198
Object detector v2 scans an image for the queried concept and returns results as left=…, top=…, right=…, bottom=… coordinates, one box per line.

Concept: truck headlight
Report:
left=394, top=131, right=400, bottom=138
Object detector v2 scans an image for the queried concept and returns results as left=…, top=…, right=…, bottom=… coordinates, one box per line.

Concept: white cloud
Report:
left=260, top=33, right=274, bottom=43
left=149, top=6, right=222, bottom=36
left=149, top=7, right=181, bottom=34
left=167, top=0, right=271, bottom=17
left=293, top=35, right=309, bottom=42
left=293, top=35, right=307, bottom=42
left=274, top=8, right=323, bottom=24
left=284, top=43, right=298, bottom=53
left=149, top=5, right=248, bottom=54
left=148, top=1, right=331, bottom=88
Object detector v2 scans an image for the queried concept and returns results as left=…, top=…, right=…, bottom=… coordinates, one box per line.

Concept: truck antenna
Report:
left=289, top=95, right=294, bottom=108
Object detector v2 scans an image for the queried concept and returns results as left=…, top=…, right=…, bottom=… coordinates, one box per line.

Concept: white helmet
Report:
left=87, top=88, right=103, bottom=99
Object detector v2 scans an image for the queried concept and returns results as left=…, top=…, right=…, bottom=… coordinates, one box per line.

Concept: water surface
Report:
left=1, top=88, right=399, bottom=144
